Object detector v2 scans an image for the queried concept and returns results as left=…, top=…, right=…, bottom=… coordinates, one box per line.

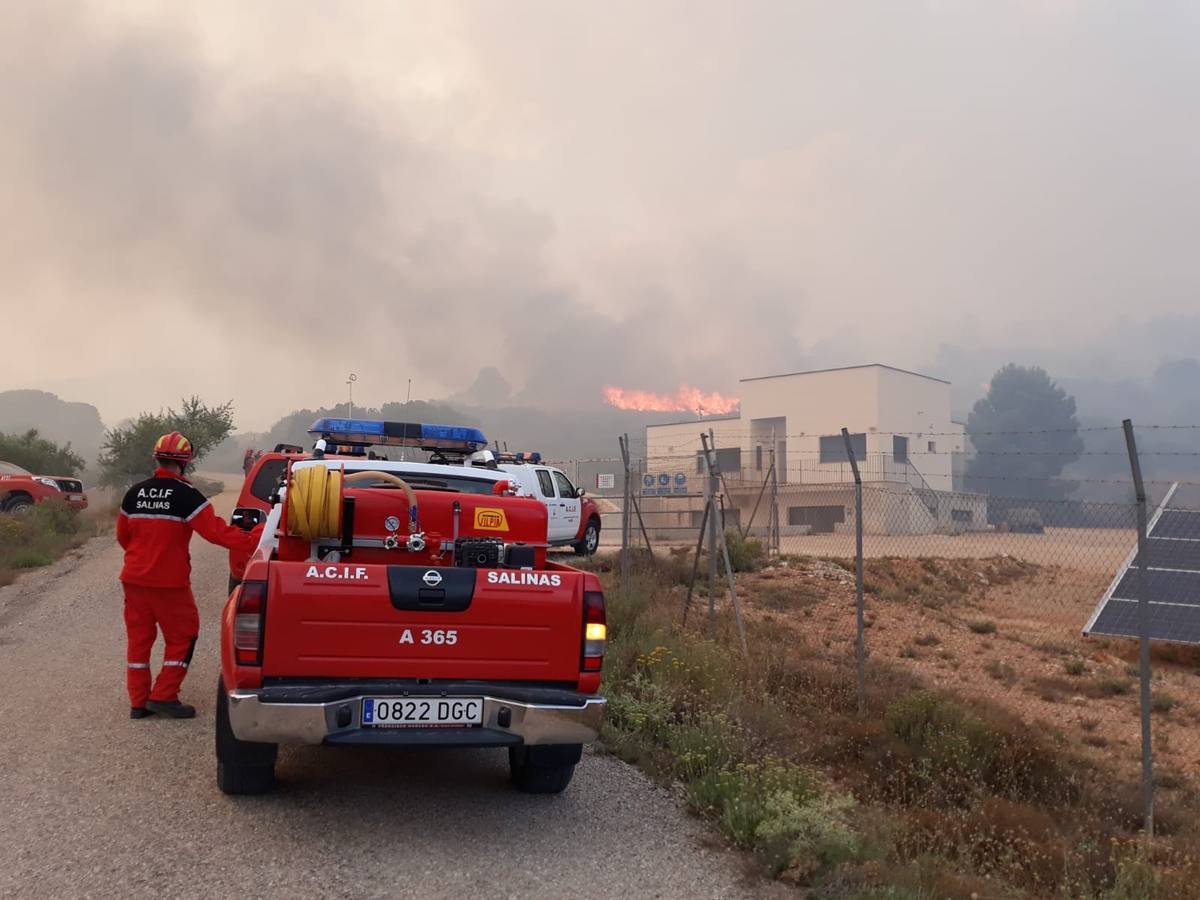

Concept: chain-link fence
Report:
left=586, top=421, right=1200, bottom=836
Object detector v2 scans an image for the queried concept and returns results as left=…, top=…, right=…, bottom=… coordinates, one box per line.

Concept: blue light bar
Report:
left=308, top=418, right=488, bottom=452
left=421, top=424, right=488, bottom=447
left=314, top=418, right=385, bottom=437
left=494, top=451, right=542, bottom=465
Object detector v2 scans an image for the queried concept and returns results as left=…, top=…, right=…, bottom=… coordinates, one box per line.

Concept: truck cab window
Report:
left=536, top=469, right=556, bottom=497
left=553, top=471, right=576, bottom=499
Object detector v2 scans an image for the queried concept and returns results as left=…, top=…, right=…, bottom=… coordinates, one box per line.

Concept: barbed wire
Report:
left=625, top=424, right=1200, bottom=446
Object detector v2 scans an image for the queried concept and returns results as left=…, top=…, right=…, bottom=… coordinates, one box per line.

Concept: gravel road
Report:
left=0, top=495, right=773, bottom=899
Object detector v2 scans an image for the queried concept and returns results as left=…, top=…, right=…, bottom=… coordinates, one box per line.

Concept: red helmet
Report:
left=153, top=431, right=194, bottom=463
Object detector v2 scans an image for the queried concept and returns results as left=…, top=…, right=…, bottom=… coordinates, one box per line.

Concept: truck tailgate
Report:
left=260, top=564, right=585, bottom=682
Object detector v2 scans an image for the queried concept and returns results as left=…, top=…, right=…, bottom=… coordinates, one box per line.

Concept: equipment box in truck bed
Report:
left=215, top=419, right=607, bottom=796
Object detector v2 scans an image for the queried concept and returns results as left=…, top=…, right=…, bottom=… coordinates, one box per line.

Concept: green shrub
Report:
left=1063, top=658, right=1086, bottom=676
left=968, top=620, right=997, bottom=634
left=724, top=529, right=765, bottom=572
left=1151, top=693, right=1176, bottom=714
left=0, top=429, right=85, bottom=475
left=984, top=659, right=1018, bottom=686
left=0, top=499, right=93, bottom=577
left=1102, top=855, right=1161, bottom=900
left=690, top=759, right=859, bottom=877
left=97, top=396, right=235, bottom=487
left=883, top=692, right=1067, bottom=805
left=1096, top=677, right=1133, bottom=697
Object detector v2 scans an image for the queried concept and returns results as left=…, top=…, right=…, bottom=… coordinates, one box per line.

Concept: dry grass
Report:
left=0, top=499, right=99, bottom=586
left=598, top=553, right=1200, bottom=897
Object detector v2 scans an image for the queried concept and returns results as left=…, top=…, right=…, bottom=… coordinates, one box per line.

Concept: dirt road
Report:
left=0, top=495, right=765, bottom=899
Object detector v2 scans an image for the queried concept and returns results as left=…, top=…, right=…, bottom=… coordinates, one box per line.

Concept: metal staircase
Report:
left=905, top=462, right=940, bottom=520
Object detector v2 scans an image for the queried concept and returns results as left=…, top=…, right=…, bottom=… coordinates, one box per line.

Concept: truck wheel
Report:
left=508, top=743, right=581, bottom=794
left=227, top=574, right=241, bottom=595
left=4, top=494, right=33, bottom=514
left=573, top=519, right=600, bottom=556
left=216, top=676, right=278, bottom=795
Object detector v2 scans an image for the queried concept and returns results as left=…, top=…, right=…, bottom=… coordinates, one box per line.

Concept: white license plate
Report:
left=362, top=697, right=483, bottom=727
left=68, top=494, right=83, bottom=502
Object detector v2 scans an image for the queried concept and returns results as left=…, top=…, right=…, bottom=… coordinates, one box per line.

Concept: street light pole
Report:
left=346, top=373, right=357, bottom=418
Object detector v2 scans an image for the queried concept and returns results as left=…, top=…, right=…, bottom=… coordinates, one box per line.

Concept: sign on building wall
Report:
left=641, top=472, right=690, bottom=495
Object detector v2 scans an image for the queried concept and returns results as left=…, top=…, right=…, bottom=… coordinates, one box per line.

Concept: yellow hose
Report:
left=287, top=465, right=344, bottom=540
left=286, top=467, right=416, bottom=541
left=344, top=470, right=417, bottom=513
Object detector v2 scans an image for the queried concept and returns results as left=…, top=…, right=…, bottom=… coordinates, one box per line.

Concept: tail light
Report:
left=582, top=590, right=606, bottom=671
left=234, top=580, right=267, bottom=666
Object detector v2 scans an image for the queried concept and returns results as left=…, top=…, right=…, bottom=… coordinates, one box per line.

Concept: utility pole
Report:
left=346, top=373, right=357, bottom=419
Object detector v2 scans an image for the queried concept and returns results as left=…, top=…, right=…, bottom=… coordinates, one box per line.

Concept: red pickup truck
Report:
left=0, top=462, right=88, bottom=513
left=216, top=420, right=606, bottom=796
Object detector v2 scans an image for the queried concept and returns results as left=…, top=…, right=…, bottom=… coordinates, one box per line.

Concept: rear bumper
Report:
left=226, top=682, right=605, bottom=747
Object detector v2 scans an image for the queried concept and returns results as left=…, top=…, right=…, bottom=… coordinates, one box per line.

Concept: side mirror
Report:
left=231, top=508, right=263, bottom=531
left=576, top=487, right=586, bottom=498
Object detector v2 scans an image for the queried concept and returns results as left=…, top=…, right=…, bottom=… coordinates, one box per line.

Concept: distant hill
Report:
left=0, top=390, right=105, bottom=464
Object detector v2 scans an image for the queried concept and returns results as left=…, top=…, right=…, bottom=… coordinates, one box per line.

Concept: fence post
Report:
left=769, top=428, right=780, bottom=556
left=620, top=441, right=654, bottom=556
left=619, top=434, right=632, bottom=588
left=706, top=430, right=720, bottom=630
left=1122, top=419, right=1154, bottom=836
left=842, top=428, right=866, bottom=717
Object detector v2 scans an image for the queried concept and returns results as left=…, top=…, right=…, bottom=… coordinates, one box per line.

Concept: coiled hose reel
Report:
left=286, top=466, right=422, bottom=549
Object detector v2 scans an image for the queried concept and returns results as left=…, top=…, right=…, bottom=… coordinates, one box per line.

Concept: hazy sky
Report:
left=2, top=1, right=1198, bottom=430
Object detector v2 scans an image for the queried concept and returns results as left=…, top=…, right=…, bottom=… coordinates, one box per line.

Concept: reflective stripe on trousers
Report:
left=122, top=583, right=200, bottom=706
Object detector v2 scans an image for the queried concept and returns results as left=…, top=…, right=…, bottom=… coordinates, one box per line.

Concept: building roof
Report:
left=646, top=414, right=741, bottom=429
left=739, top=363, right=950, bottom=386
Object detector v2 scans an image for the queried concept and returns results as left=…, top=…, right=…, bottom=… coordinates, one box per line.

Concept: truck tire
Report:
left=228, top=573, right=241, bottom=595
left=573, top=519, right=600, bottom=556
left=4, top=494, right=33, bottom=514
left=508, top=743, right=581, bottom=794
left=216, top=676, right=278, bottom=795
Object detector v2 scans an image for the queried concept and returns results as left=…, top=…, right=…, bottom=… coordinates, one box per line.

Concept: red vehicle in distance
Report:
left=0, top=461, right=88, bottom=514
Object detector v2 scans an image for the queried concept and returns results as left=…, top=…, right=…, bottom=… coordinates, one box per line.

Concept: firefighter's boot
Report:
left=145, top=699, right=196, bottom=719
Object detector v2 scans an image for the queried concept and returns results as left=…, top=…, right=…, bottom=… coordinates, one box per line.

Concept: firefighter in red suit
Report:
left=117, top=432, right=259, bottom=720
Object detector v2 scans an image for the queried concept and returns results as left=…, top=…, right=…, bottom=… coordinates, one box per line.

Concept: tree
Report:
left=97, top=397, right=235, bottom=487
left=0, top=429, right=86, bottom=475
left=964, top=365, right=1083, bottom=499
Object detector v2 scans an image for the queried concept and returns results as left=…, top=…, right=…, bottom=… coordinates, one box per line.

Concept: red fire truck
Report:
left=217, top=420, right=606, bottom=797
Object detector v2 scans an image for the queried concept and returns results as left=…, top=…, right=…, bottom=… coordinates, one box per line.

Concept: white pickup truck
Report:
left=494, top=459, right=601, bottom=555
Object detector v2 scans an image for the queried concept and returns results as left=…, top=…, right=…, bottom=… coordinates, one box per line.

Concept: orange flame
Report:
left=602, top=384, right=740, bottom=415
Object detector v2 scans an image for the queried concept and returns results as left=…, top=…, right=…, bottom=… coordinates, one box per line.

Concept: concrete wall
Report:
left=875, top=367, right=955, bottom=491
left=741, top=366, right=877, bottom=485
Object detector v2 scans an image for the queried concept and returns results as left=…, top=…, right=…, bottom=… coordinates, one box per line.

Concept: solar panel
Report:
left=1085, top=483, right=1200, bottom=644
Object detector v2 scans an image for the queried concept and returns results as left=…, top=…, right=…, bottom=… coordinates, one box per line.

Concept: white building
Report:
left=644, top=364, right=981, bottom=535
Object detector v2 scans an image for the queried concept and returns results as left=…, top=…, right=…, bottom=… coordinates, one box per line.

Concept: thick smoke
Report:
left=0, top=2, right=800, bottom=425
left=4, top=2, right=1200, bottom=437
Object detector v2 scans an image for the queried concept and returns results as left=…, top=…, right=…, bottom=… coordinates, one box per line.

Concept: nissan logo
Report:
left=422, top=570, right=443, bottom=587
